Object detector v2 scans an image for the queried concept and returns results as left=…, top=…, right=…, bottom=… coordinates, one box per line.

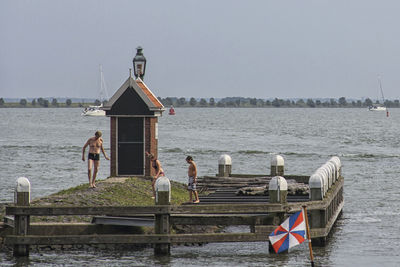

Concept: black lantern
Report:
left=132, top=46, right=147, bottom=80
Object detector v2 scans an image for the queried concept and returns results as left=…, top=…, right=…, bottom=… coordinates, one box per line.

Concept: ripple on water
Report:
left=1, top=108, right=400, bottom=266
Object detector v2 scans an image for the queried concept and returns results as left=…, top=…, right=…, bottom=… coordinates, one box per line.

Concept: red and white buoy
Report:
left=168, top=106, right=175, bottom=115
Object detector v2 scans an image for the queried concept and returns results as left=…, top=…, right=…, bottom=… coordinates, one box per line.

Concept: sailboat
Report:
left=81, top=103, right=106, bottom=116
left=368, top=76, right=387, bottom=111
left=81, top=65, right=109, bottom=116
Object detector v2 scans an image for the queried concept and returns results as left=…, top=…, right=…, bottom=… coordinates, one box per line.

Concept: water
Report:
left=1, top=108, right=399, bottom=266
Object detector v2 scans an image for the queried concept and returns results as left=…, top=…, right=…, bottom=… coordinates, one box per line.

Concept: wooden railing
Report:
left=3, top=160, right=344, bottom=257
left=4, top=176, right=344, bottom=255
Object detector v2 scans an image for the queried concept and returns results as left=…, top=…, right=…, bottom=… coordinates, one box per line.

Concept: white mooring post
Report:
left=315, top=167, right=329, bottom=195
left=268, top=176, right=288, bottom=204
left=329, top=156, right=342, bottom=180
left=154, top=176, right=171, bottom=255
left=309, top=173, right=324, bottom=201
left=270, top=155, right=284, bottom=176
left=14, top=177, right=31, bottom=256
left=309, top=171, right=325, bottom=234
left=324, top=162, right=336, bottom=187
left=218, top=154, right=232, bottom=177
left=268, top=175, right=287, bottom=253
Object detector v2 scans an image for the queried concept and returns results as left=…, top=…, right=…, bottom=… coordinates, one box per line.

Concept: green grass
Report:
left=95, top=178, right=188, bottom=206
left=27, top=177, right=188, bottom=222
left=1, top=177, right=190, bottom=223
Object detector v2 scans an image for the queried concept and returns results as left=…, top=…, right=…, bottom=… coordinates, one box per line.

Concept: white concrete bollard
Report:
left=269, top=176, right=288, bottom=203
left=270, top=155, right=284, bottom=176
left=155, top=176, right=171, bottom=204
left=329, top=156, right=341, bottom=180
left=218, top=154, right=232, bottom=177
left=325, top=162, right=336, bottom=187
left=15, top=177, right=31, bottom=204
left=309, top=173, right=324, bottom=200
left=14, top=177, right=31, bottom=256
left=315, top=168, right=329, bottom=194
left=154, top=176, right=171, bottom=255
left=320, top=164, right=332, bottom=189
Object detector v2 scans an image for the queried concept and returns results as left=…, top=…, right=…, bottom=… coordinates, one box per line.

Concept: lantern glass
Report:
left=133, top=46, right=146, bottom=80
left=134, top=62, right=144, bottom=76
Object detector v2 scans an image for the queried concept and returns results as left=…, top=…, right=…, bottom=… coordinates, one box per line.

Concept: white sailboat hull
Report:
left=368, top=106, right=387, bottom=111
left=81, top=105, right=105, bottom=116
left=369, top=77, right=387, bottom=112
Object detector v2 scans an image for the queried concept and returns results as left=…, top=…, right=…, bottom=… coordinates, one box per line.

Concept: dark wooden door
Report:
left=117, top=117, right=144, bottom=175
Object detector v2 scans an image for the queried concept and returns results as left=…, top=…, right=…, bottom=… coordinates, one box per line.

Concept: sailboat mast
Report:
left=378, top=76, right=385, bottom=104
left=98, top=64, right=109, bottom=102
left=99, top=64, right=103, bottom=103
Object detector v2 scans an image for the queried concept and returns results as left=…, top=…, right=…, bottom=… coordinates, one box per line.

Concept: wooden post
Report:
left=270, top=155, right=284, bottom=176
left=154, top=176, right=171, bottom=255
left=13, top=177, right=31, bottom=256
left=303, top=206, right=315, bottom=267
left=218, top=154, right=232, bottom=177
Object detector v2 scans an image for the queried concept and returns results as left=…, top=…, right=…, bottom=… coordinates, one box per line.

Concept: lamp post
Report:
left=133, top=46, right=147, bottom=80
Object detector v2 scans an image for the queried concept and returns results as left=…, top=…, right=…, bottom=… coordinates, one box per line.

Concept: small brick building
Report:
left=103, top=76, right=165, bottom=177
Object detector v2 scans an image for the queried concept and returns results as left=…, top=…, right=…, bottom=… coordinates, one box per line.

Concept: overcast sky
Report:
left=1, top=0, right=400, bottom=100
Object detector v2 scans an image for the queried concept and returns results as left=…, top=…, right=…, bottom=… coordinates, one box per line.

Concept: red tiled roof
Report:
left=135, top=79, right=164, bottom=109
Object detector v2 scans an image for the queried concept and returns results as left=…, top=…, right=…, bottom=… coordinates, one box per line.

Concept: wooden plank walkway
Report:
left=197, top=176, right=272, bottom=191
left=197, top=188, right=309, bottom=204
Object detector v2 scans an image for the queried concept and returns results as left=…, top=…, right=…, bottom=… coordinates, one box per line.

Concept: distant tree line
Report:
left=1, top=96, right=399, bottom=108
left=0, top=97, right=105, bottom=108
left=157, top=96, right=400, bottom=108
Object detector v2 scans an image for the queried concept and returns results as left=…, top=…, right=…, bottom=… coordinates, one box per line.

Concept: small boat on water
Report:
left=169, top=105, right=175, bottom=115
left=369, top=76, right=387, bottom=112
left=81, top=104, right=106, bottom=116
left=368, top=105, right=387, bottom=111
left=81, top=65, right=109, bottom=117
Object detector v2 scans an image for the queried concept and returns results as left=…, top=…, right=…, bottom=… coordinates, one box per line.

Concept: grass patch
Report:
left=96, top=178, right=188, bottom=206
left=24, top=177, right=189, bottom=222
left=1, top=177, right=190, bottom=223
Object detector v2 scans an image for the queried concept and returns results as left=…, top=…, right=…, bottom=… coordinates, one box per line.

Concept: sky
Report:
left=1, top=0, right=400, bottom=100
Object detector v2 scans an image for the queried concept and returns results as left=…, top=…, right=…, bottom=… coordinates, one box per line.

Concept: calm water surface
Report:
left=1, top=108, right=399, bottom=266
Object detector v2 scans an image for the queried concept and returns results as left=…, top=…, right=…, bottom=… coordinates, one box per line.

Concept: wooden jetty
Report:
left=1, top=155, right=344, bottom=257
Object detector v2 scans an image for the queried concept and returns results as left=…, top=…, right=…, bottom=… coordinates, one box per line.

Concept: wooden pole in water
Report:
left=303, top=206, right=315, bottom=267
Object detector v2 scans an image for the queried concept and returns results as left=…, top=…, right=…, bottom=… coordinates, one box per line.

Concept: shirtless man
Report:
left=186, top=156, right=200, bottom=203
left=82, top=131, right=110, bottom=188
